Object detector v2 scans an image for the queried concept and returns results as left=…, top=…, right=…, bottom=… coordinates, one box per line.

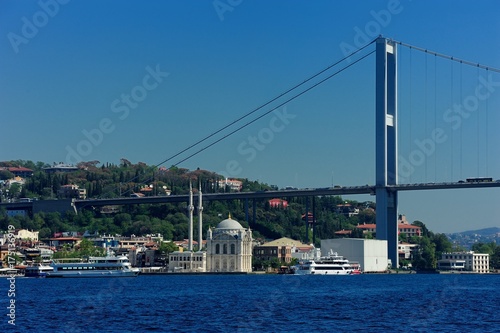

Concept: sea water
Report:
left=1, top=273, right=499, bottom=332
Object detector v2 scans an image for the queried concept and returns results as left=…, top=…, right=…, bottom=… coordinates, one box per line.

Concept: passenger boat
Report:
left=293, top=250, right=361, bottom=275
left=25, top=264, right=54, bottom=278
left=46, top=255, right=140, bottom=278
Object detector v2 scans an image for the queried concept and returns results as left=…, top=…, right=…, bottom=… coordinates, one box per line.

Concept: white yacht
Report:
left=46, top=255, right=140, bottom=278
left=25, top=264, right=54, bottom=277
left=293, top=250, right=361, bottom=275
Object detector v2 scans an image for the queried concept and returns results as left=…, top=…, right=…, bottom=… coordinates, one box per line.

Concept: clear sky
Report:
left=1, top=0, right=499, bottom=233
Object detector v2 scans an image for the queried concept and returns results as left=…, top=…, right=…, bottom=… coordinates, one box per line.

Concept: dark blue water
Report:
left=1, top=274, right=499, bottom=332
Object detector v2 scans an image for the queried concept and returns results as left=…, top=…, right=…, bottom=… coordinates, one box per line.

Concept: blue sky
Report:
left=1, top=0, right=500, bottom=233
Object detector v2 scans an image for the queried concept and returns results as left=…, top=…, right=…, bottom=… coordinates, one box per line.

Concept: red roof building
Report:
left=0, top=166, right=33, bottom=177
left=356, top=215, right=422, bottom=237
left=268, top=198, right=288, bottom=208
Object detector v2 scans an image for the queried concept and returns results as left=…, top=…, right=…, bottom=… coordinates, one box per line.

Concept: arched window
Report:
left=231, top=244, right=235, bottom=254
left=223, top=244, right=228, bottom=254
left=215, top=244, right=220, bottom=254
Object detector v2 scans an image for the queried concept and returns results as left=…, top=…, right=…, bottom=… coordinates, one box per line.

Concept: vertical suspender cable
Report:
left=397, top=46, right=402, bottom=184
left=460, top=62, right=463, bottom=180
left=409, top=47, right=413, bottom=183
left=424, top=51, right=428, bottom=182
left=450, top=59, right=454, bottom=181
left=485, top=69, right=489, bottom=176
left=477, top=65, right=480, bottom=177
left=434, top=54, right=437, bottom=182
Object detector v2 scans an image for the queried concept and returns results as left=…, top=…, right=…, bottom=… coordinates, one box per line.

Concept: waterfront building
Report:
left=291, top=244, right=320, bottom=261
left=0, top=245, right=9, bottom=267
left=438, top=251, right=490, bottom=273
left=119, top=237, right=155, bottom=249
left=168, top=250, right=207, bottom=272
left=253, top=237, right=311, bottom=264
left=206, top=215, right=253, bottom=272
left=398, top=242, right=418, bottom=260
left=321, top=238, right=389, bottom=273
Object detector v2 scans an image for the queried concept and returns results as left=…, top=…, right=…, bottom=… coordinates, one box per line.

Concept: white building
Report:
left=438, top=251, right=489, bottom=273
left=321, top=238, right=388, bottom=273
left=398, top=242, right=418, bottom=260
left=168, top=250, right=207, bottom=273
left=15, top=229, right=39, bottom=242
left=206, top=215, right=253, bottom=272
left=216, top=179, right=243, bottom=192
left=291, top=244, right=321, bottom=261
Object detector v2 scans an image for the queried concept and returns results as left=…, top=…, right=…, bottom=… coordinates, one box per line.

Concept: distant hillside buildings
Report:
left=43, top=163, right=78, bottom=173
left=356, top=215, right=422, bottom=237
left=215, top=178, right=242, bottom=192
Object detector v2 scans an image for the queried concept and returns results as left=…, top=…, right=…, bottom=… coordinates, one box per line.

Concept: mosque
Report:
left=206, top=214, right=253, bottom=273
left=168, top=184, right=253, bottom=273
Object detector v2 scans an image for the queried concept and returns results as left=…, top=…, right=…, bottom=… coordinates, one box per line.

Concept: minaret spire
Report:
left=198, top=183, right=203, bottom=251
left=188, top=182, right=194, bottom=251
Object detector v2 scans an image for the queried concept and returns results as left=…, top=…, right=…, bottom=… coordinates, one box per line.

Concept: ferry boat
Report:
left=25, top=264, right=54, bottom=278
left=46, top=255, right=140, bottom=278
left=293, top=250, right=361, bottom=275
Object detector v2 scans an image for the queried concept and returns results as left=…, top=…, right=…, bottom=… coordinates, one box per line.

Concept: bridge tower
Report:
left=375, top=37, right=398, bottom=268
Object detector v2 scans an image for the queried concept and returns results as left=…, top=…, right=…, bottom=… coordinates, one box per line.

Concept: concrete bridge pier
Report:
left=375, top=37, right=399, bottom=268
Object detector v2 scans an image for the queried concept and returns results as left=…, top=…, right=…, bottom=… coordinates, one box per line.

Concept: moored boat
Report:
left=293, top=250, right=361, bottom=275
left=25, top=264, right=54, bottom=278
left=46, top=255, right=140, bottom=278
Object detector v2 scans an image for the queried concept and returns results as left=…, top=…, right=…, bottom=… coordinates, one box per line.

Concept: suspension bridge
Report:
left=2, top=37, right=500, bottom=268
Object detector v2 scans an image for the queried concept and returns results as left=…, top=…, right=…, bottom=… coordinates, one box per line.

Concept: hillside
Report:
left=0, top=159, right=375, bottom=245
left=447, top=227, right=500, bottom=250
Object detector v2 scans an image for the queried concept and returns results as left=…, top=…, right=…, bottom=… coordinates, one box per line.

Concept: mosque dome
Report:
left=216, top=214, right=244, bottom=229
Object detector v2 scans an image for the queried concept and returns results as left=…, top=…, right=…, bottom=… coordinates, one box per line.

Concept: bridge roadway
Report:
left=2, top=181, right=499, bottom=211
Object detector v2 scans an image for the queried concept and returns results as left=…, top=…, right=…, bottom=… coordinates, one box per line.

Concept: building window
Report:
left=216, top=244, right=220, bottom=254
left=231, top=244, right=235, bottom=254
left=223, top=244, right=228, bottom=254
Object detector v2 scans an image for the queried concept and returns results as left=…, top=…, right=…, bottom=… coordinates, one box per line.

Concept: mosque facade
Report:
left=206, top=215, right=253, bottom=273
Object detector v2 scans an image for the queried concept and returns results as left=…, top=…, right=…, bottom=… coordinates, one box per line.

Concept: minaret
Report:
left=188, top=182, right=194, bottom=251
left=198, top=184, right=203, bottom=251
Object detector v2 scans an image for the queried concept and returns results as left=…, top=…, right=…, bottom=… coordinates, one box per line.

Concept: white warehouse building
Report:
left=321, top=238, right=388, bottom=273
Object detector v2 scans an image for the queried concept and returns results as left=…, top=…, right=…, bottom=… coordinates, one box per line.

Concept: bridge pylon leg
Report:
left=375, top=188, right=398, bottom=268
left=375, top=37, right=399, bottom=269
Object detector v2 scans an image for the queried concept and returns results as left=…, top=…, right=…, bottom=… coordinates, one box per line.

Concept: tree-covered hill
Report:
left=1, top=159, right=373, bottom=244
left=5, top=159, right=498, bottom=270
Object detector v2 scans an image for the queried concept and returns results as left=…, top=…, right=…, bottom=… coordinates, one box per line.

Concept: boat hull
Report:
left=46, top=255, right=140, bottom=278
left=294, top=267, right=353, bottom=275
left=46, top=270, right=140, bottom=278
left=24, top=266, right=54, bottom=278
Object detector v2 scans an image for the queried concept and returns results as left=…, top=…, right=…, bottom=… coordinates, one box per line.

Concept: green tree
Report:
left=0, top=170, right=14, bottom=180
left=472, top=242, right=495, bottom=255
left=491, top=246, right=500, bottom=269
left=412, top=236, right=437, bottom=270
left=412, top=220, right=431, bottom=237
left=431, top=233, right=453, bottom=258
left=77, top=238, right=105, bottom=257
